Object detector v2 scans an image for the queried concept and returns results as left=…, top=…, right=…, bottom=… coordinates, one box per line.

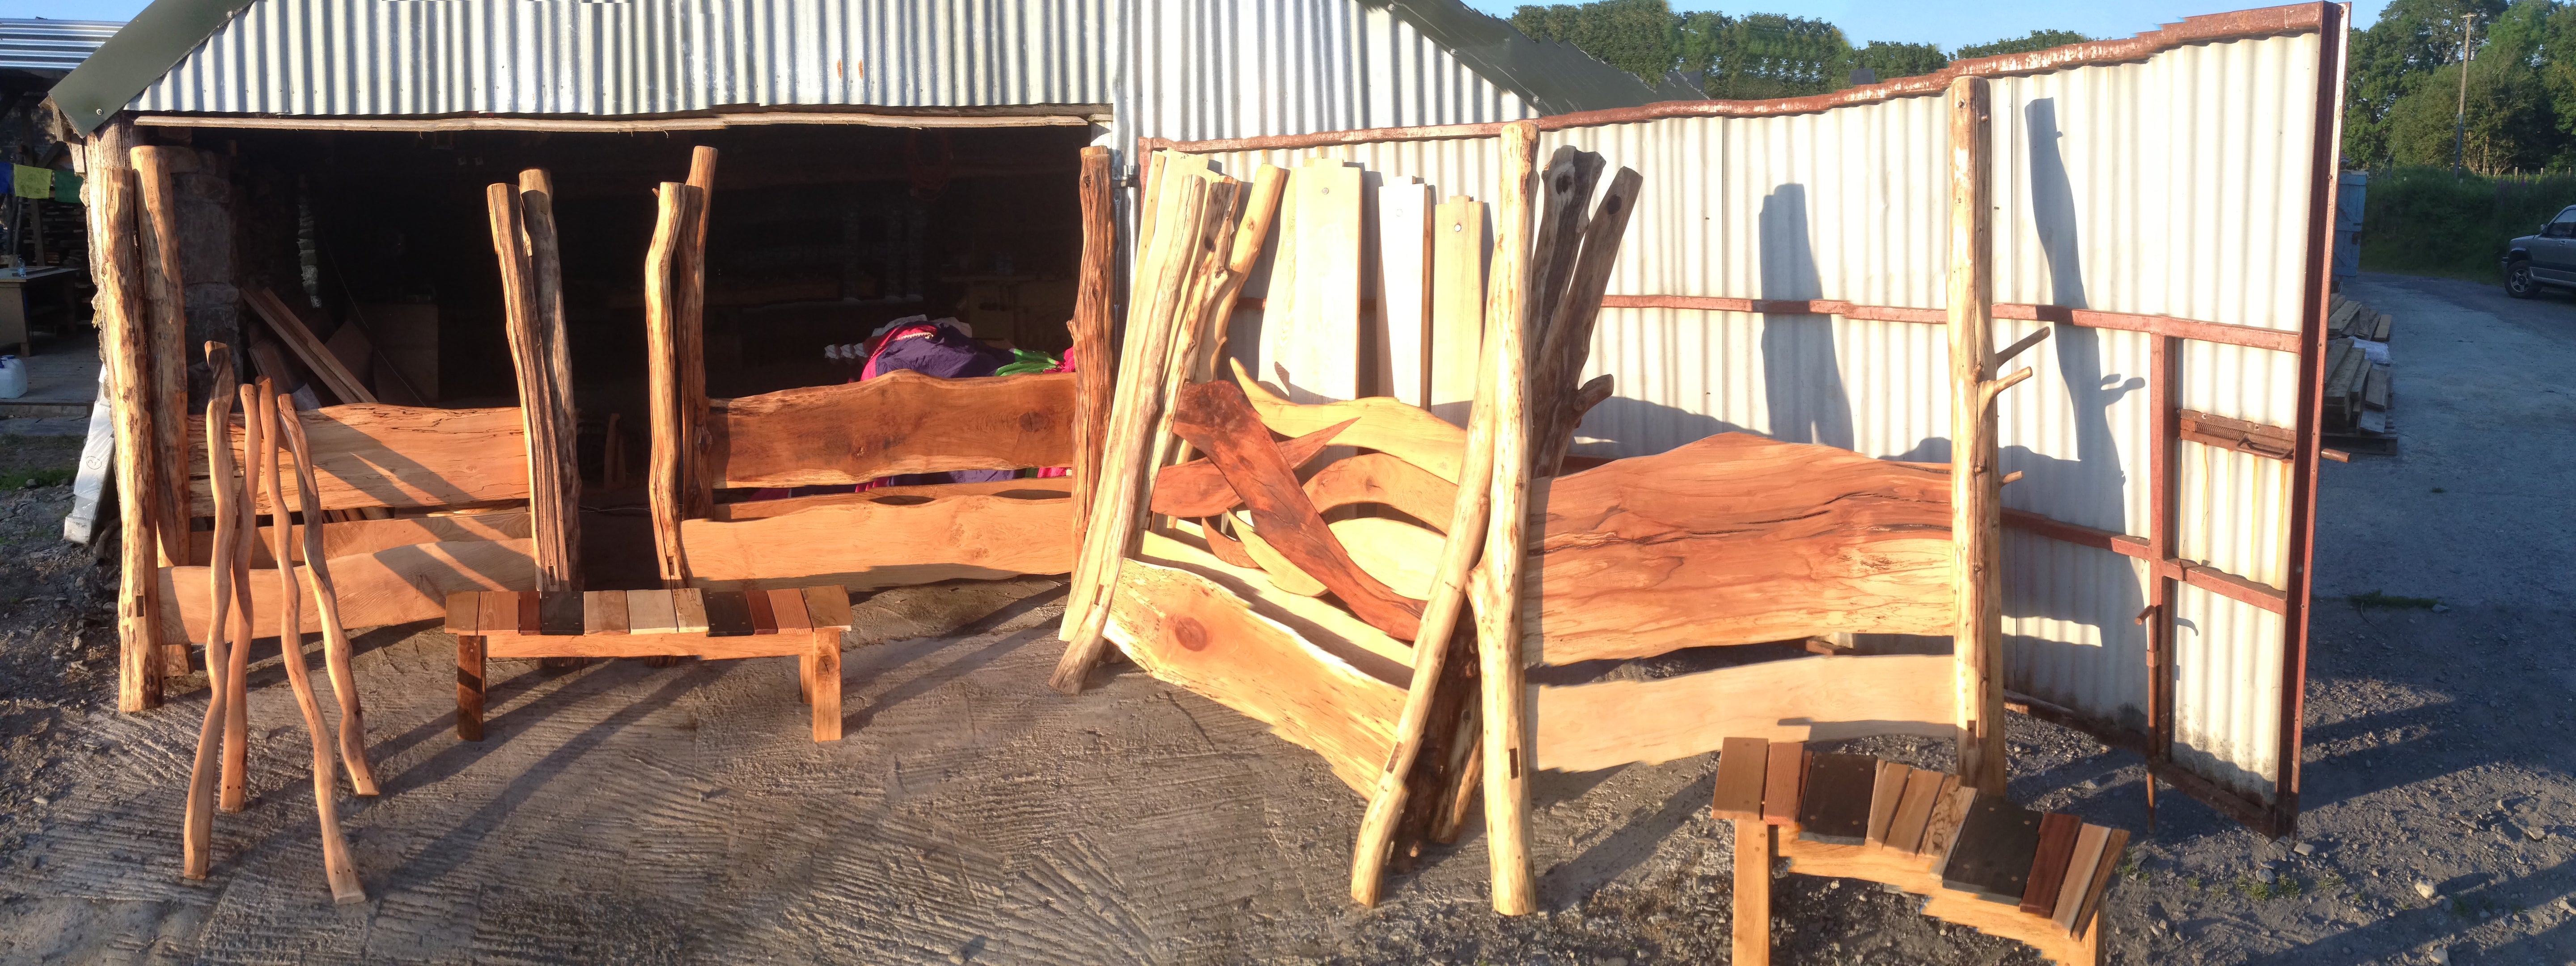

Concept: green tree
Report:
left=2344, top=0, right=2511, bottom=167
left=1839, top=41, right=1948, bottom=82
left=1952, top=29, right=2092, bottom=60
left=1510, top=0, right=1682, bottom=83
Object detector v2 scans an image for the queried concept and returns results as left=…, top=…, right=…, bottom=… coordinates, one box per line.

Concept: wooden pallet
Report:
left=444, top=587, right=856, bottom=741
left=1714, top=737, right=2125, bottom=966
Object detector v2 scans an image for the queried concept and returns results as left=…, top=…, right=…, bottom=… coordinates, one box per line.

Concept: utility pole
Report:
left=2455, top=12, right=2476, bottom=177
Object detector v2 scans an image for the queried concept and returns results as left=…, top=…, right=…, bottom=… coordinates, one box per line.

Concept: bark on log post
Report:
left=1475, top=119, right=1542, bottom=915
left=258, top=381, right=365, bottom=904
left=279, top=400, right=381, bottom=795
left=181, top=342, right=238, bottom=881
left=93, top=144, right=163, bottom=710
left=219, top=379, right=263, bottom=814
left=491, top=175, right=580, bottom=593
left=679, top=147, right=718, bottom=520
left=1195, top=164, right=1288, bottom=383
left=1070, top=146, right=1116, bottom=554
left=130, top=144, right=193, bottom=568
left=1050, top=165, right=1212, bottom=693
left=1948, top=75, right=2008, bottom=797
left=1530, top=169, right=1642, bottom=477
left=1350, top=252, right=1503, bottom=906
left=644, top=183, right=701, bottom=588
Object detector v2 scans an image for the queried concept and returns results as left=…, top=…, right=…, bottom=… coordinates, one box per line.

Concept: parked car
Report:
left=2504, top=205, right=2576, bottom=297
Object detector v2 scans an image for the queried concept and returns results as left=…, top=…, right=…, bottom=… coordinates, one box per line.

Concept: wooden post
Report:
left=1733, top=818, right=1773, bottom=964
left=644, top=183, right=702, bottom=588
left=258, top=380, right=365, bottom=904
left=181, top=343, right=239, bottom=881
left=491, top=175, right=581, bottom=593
left=810, top=628, right=842, bottom=742
left=1349, top=242, right=1504, bottom=905
left=1070, top=146, right=1117, bottom=555
left=219, top=379, right=263, bottom=814
left=92, top=147, right=162, bottom=710
left=279, top=398, right=381, bottom=794
left=1948, top=76, right=2008, bottom=796
left=1531, top=168, right=1643, bottom=477
left=1196, top=164, right=1288, bottom=383
left=679, top=147, right=717, bottom=520
left=1050, top=164, right=1212, bottom=692
left=1475, top=120, right=1542, bottom=915
left=457, top=634, right=486, bottom=741
left=130, top=145, right=193, bottom=568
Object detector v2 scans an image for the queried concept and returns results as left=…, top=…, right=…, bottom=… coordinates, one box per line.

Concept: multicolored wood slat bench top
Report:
left=1712, top=736, right=2127, bottom=966
left=444, top=588, right=856, bottom=743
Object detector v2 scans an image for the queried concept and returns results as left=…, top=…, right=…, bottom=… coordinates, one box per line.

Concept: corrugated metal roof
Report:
left=0, top=18, right=122, bottom=73
left=1172, top=13, right=2335, bottom=826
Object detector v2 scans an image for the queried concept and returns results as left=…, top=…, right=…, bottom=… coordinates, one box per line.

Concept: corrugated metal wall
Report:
left=1179, top=29, right=2325, bottom=808
left=132, top=0, right=1119, bottom=116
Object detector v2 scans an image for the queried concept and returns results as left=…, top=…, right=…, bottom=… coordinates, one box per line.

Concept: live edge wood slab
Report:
left=446, top=587, right=854, bottom=742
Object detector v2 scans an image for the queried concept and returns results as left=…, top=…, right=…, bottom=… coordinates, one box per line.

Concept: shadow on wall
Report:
left=1758, top=183, right=1855, bottom=450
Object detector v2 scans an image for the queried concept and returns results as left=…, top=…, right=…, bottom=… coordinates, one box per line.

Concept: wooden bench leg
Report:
left=1735, top=817, right=1772, bottom=965
left=810, top=629, right=841, bottom=742
left=457, top=635, right=486, bottom=741
left=798, top=652, right=815, bottom=704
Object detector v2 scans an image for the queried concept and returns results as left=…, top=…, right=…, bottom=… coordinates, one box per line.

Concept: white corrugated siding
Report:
left=133, top=0, right=1118, bottom=115
left=1181, top=30, right=2323, bottom=806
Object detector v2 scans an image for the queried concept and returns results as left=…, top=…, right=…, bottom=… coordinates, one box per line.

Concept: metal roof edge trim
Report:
left=1159, top=2, right=2330, bottom=152
left=1360, top=0, right=1670, bottom=114
left=47, top=0, right=249, bottom=137
left=131, top=103, right=1117, bottom=132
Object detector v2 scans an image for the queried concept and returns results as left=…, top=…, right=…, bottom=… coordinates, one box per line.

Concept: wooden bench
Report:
left=443, top=587, right=856, bottom=742
left=1713, top=737, right=2127, bottom=966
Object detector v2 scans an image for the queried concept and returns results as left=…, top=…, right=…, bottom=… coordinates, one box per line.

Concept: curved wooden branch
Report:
left=1229, top=357, right=1467, bottom=483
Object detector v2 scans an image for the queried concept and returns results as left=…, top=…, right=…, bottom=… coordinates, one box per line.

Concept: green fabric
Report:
left=51, top=170, right=82, bottom=204
left=11, top=165, right=52, bottom=200
left=992, top=348, right=1061, bottom=377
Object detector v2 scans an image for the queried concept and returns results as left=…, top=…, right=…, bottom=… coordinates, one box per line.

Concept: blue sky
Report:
left=25, top=0, right=2399, bottom=50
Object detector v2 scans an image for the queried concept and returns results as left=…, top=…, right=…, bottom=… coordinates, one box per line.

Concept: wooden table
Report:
left=445, top=586, right=856, bottom=742
left=0, top=266, right=84, bottom=358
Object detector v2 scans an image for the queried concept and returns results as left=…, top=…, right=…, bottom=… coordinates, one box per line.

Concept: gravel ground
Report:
left=0, top=270, right=2567, bottom=964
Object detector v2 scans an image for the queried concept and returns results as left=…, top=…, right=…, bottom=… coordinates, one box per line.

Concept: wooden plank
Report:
left=1711, top=736, right=1770, bottom=821
left=1231, top=359, right=1466, bottom=482
left=1865, top=761, right=1913, bottom=847
left=446, top=593, right=479, bottom=636
left=2363, top=365, right=2390, bottom=411
left=672, top=589, right=709, bottom=633
left=515, top=591, right=542, bottom=635
left=1169, top=380, right=1425, bottom=640
left=183, top=509, right=530, bottom=566
left=1334, top=517, right=1444, bottom=599
left=1139, top=528, right=1412, bottom=674
left=701, top=590, right=756, bottom=637
left=245, top=285, right=373, bottom=405
left=1525, top=432, right=1953, bottom=664
left=1762, top=741, right=1805, bottom=826
left=1529, top=654, right=1956, bottom=772
left=767, top=589, right=811, bottom=633
left=538, top=591, right=583, bottom=636
left=1885, top=766, right=1949, bottom=854
left=1377, top=178, right=1433, bottom=407
left=477, top=590, right=518, bottom=639
left=1101, top=555, right=1404, bottom=794
left=677, top=491, right=1072, bottom=589
left=1941, top=792, right=2044, bottom=903
left=1273, top=159, right=1364, bottom=405
left=1149, top=418, right=1354, bottom=518
left=627, top=589, right=678, bottom=634
left=2069, top=828, right=2128, bottom=941
left=185, top=404, right=529, bottom=514
left=2373, top=311, right=2392, bottom=341
left=157, top=541, right=537, bottom=645
left=706, top=371, right=1076, bottom=488
left=745, top=587, right=778, bottom=634
left=1919, top=779, right=1975, bottom=865
left=485, top=631, right=815, bottom=661
left=1734, top=818, right=1772, bottom=966
left=2021, top=812, right=2083, bottom=916
left=708, top=477, right=1069, bottom=521
left=2052, top=824, right=2113, bottom=934
left=1303, top=451, right=1458, bottom=526
left=1428, top=196, right=1486, bottom=428
left=584, top=590, right=627, bottom=635
left=1796, top=752, right=1878, bottom=845
left=801, top=585, right=855, bottom=630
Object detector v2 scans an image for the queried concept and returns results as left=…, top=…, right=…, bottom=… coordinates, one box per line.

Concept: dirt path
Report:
left=2, top=270, right=2571, bottom=963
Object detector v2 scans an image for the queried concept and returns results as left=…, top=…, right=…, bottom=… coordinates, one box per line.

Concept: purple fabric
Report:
left=863, top=323, right=1014, bottom=486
